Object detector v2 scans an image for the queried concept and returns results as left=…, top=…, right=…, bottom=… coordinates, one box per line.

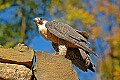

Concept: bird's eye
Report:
left=40, top=18, right=42, bottom=20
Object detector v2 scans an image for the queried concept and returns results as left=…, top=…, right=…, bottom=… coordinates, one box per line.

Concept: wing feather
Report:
left=45, top=21, right=97, bottom=56
left=75, top=30, right=89, bottom=40
left=46, top=21, right=88, bottom=42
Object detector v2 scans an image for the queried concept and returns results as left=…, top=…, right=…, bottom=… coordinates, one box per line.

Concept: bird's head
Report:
left=33, top=17, right=48, bottom=27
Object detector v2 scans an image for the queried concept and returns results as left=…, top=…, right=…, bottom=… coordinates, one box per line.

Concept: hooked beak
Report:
left=33, top=18, right=38, bottom=22
left=33, top=18, right=43, bottom=25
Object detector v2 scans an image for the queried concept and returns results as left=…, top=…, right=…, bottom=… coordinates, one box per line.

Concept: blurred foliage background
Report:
left=0, top=0, right=120, bottom=80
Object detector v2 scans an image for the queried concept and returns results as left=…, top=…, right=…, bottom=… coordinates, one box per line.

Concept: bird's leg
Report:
left=52, top=42, right=67, bottom=56
left=52, top=42, right=59, bottom=55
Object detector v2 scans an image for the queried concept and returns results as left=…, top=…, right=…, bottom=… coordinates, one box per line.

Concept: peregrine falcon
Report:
left=33, top=17, right=97, bottom=72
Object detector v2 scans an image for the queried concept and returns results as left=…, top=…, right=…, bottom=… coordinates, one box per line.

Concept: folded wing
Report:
left=45, top=21, right=97, bottom=56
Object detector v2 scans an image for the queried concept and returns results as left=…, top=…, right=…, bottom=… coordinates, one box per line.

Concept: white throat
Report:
left=38, top=21, right=48, bottom=31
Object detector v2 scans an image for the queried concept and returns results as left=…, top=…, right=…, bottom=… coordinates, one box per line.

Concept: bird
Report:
left=33, top=17, right=97, bottom=72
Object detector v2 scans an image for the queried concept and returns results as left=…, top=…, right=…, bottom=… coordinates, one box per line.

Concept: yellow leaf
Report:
left=114, top=68, right=120, bottom=80
left=91, top=26, right=101, bottom=39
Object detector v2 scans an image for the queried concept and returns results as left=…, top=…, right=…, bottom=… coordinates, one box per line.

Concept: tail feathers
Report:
left=88, top=62, right=95, bottom=72
left=65, top=48, right=95, bottom=72
left=52, top=42, right=95, bottom=72
left=71, top=57, right=88, bottom=72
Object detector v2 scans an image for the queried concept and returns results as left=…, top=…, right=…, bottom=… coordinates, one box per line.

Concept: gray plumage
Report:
left=45, top=21, right=97, bottom=56
left=34, top=17, right=97, bottom=72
